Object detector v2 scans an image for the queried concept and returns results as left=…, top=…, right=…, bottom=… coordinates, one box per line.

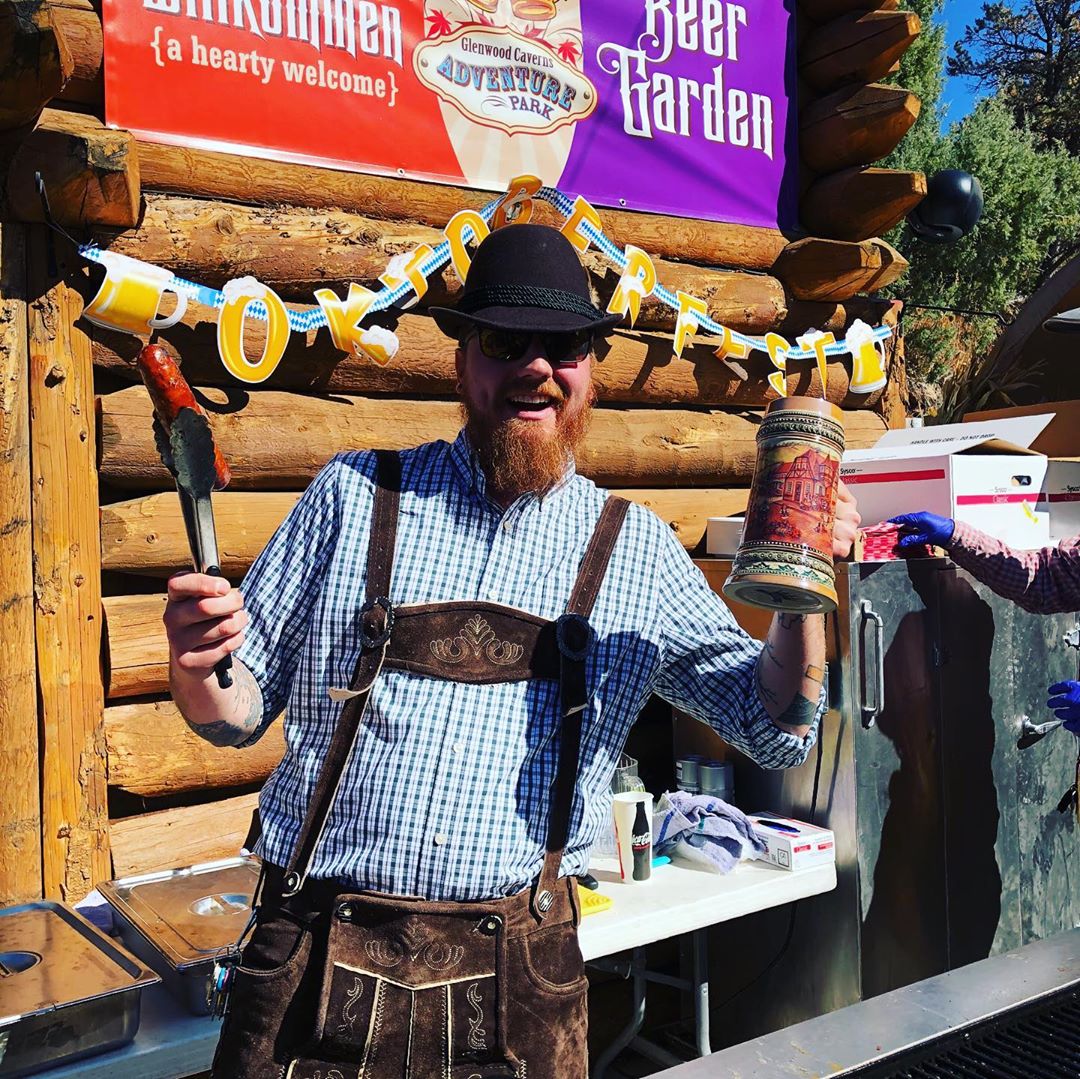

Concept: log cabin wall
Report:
left=0, top=0, right=920, bottom=901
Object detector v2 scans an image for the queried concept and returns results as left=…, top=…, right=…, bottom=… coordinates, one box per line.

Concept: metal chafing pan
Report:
left=99, top=856, right=261, bottom=1015
left=0, top=901, right=159, bottom=1077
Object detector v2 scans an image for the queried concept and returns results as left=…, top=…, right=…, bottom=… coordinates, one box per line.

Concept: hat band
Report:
left=456, top=284, right=603, bottom=320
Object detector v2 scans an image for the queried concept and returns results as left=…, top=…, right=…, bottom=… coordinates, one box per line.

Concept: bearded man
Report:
left=164, top=223, right=860, bottom=1079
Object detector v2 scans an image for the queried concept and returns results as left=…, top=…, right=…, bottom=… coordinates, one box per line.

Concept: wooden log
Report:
left=773, top=237, right=883, bottom=301
left=801, top=167, right=927, bottom=241
left=109, top=792, right=260, bottom=878
left=862, top=238, right=909, bottom=292
left=135, top=141, right=790, bottom=271
left=89, top=307, right=886, bottom=410
left=6, top=108, right=140, bottom=228
left=800, top=0, right=899, bottom=23
left=50, top=1, right=103, bottom=108
left=800, top=84, right=921, bottom=173
left=96, top=194, right=790, bottom=333
left=0, top=223, right=42, bottom=903
left=0, top=0, right=73, bottom=130
left=105, top=699, right=285, bottom=797
left=100, top=488, right=761, bottom=576
left=28, top=233, right=110, bottom=900
left=98, top=387, right=889, bottom=492
left=102, top=593, right=169, bottom=699
left=800, top=10, right=921, bottom=92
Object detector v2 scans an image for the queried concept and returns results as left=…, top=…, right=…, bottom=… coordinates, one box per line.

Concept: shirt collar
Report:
left=449, top=428, right=579, bottom=511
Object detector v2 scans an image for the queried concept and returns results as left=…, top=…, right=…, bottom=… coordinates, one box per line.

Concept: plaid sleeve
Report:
left=949, top=521, right=1080, bottom=614
left=233, top=455, right=345, bottom=738
left=651, top=529, right=821, bottom=769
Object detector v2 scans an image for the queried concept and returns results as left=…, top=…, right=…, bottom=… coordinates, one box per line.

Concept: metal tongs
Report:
left=155, top=409, right=234, bottom=689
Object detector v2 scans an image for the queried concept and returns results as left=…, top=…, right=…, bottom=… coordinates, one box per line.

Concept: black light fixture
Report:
left=906, top=169, right=984, bottom=243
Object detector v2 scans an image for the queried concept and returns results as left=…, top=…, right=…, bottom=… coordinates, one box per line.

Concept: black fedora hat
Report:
left=429, top=223, right=624, bottom=339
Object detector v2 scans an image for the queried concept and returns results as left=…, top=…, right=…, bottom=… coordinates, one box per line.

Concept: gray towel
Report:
left=653, top=790, right=767, bottom=874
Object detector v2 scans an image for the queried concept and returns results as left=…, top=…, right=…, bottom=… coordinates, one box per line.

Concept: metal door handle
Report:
left=859, top=599, right=885, bottom=728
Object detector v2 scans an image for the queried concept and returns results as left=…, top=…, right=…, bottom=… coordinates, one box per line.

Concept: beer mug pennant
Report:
left=69, top=176, right=895, bottom=389
left=845, top=319, right=888, bottom=394
left=82, top=250, right=188, bottom=337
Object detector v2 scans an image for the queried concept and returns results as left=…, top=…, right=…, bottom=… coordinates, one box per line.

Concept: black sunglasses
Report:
left=465, top=327, right=593, bottom=366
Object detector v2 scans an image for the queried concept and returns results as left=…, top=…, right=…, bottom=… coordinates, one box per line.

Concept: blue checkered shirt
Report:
left=236, top=431, right=821, bottom=900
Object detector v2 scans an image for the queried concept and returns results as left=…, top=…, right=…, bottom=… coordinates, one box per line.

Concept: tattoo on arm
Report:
left=755, top=654, right=780, bottom=706
left=762, top=639, right=784, bottom=669
left=774, top=692, right=820, bottom=729
left=804, top=663, right=825, bottom=684
left=184, top=662, right=265, bottom=748
left=778, top=612, right=808, bottom=630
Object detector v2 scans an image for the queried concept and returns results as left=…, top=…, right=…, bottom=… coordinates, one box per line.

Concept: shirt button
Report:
left=452, top=742, right=463, bottom=755
left=434, top=833, right=448, bottom=846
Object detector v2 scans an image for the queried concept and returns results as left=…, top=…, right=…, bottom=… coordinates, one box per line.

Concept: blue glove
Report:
left=889, top=511, right=956, bottom=549
left=1047, top=681, right=1080, bottom=735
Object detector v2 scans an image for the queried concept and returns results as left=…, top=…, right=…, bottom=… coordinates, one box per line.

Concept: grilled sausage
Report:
left=136, top=344, right=231, bottom=489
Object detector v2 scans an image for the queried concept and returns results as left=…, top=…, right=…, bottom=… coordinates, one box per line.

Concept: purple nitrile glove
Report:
left=889, top=511, right=956, bottom=549
left=1047, top=681, right=1080, bottom=735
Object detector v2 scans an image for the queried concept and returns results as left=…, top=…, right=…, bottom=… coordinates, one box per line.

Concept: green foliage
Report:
left=948, top=0, right=1080, bottom=155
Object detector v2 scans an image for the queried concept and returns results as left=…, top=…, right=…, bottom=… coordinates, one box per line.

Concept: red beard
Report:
left=461, top=379, right=594, bottom=501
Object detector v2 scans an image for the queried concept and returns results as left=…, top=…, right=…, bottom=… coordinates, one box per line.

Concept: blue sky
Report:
left=938, top=0, right=993, bottom=126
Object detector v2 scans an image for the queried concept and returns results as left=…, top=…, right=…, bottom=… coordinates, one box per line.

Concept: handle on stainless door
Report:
left=859, top=599, right=885, bottom=728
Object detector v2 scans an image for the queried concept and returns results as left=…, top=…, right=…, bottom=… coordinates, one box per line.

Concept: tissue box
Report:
left=749, top=813, right=835, bottom=871
left=854, top=522, right=935, bottom=563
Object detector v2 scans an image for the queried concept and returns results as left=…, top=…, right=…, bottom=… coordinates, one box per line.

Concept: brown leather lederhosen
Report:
left=212, top=451, right=629, bottom=1079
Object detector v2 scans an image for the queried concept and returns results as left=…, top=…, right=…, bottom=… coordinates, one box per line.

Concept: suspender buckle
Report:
left=556, top=613, right=593, bottom=662
left=360, top=596, right=395, bottom=649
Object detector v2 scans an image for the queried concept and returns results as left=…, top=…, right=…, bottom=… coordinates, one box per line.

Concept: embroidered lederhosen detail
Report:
left=218, top=451, right=627, bottom=1079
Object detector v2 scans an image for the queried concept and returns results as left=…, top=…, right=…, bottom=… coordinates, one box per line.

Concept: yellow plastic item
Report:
left=576, top=885, right=613, bottom=918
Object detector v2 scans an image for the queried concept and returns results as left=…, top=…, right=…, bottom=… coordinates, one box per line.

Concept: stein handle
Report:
left=149, top=289, right=188, bottom=330
left=858, top=599, right=885, bottom=728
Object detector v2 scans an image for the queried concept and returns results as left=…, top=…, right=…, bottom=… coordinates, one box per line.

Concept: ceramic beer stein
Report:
left=723, top=396, right=845, bottom=614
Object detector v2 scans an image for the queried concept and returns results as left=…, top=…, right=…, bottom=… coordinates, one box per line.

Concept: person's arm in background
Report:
left=890, top=511, right=1080, bottom=615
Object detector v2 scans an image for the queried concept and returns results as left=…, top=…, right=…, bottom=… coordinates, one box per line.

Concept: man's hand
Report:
left=832, top=481, right=860, bottom=558
left=1047, top=681, right=1080, bottom=735
left=890, top=511, right=955, bottom=549
left=164, top=571, right=248, bottom=676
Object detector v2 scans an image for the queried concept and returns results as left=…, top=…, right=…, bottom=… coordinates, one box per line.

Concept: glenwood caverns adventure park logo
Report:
left=413, top=21, right=596, bottom=135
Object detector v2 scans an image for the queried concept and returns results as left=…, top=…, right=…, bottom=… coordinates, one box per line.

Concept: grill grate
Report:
left=855, top=986, right=1080, bottom=1079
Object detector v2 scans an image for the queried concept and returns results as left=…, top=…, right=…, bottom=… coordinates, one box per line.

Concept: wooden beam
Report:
left=105, top=699, right=285, bottom=797
left=801, top=167, right=926, bottom=241
left=800, top=0, right=899, bottom=23
left=0, top=0, right=73, bottom=130
left=50, top=1, right=103, bottom=108
left=102, top=593, right=169, bottom=699
left=98, top=387, right=889, bottom=491
left=109, top=792, right=260, bottom=878
left=89, top=307, right=886, bottom=410
left=95, top=194, right=790, bottom=333
left=100, top=488, right=763, bottom=576
left=28, top=233, right=110, bottom=900
left=0, top=223, right=42, bottom=904
left=6, top=108, right=140, bottom=227
left=135, top=141, right=790, bottom=272
left=800, top=10, right=921, bottom=92
left=862, top=238, right=909, bottom=292
left=801, top=83, right=921, bottom=173
left=773, top=237, right=884, bottom=301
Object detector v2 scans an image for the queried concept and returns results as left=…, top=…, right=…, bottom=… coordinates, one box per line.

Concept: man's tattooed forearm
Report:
left=773, top=692, right=820, bottom=728
left=762, top=639, right=784, bottom=669
left=183, top=662, right=264, bottom=747
left=755, top=654, right=780, bottom=706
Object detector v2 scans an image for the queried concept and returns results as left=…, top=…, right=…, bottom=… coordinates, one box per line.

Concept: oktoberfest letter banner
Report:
left=104, top=0, right=798, bottom=229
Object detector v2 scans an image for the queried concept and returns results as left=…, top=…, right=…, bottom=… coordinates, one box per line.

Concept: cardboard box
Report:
left=1041, top=458, right=1080, bottom=542
left=966, top=400, right=1080, bottom=457
left=705, top=516, right=744, bottom=556
left=841, top=414, right=1053, bottom=549
left=749, top=813, right=835, bottom=871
